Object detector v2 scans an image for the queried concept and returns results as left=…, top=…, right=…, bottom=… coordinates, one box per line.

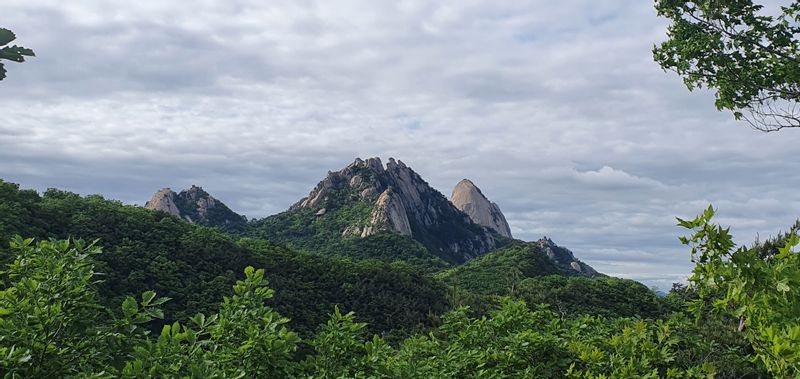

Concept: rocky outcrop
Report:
left=536, top=236, right=599, bottom=276
left=145, top=188, right=182, bottom=217
left=144, top=185, right=246, bottom=229
left=290, top=157, right=500, bottom=263
left=450, top=179, right=512, bottom=238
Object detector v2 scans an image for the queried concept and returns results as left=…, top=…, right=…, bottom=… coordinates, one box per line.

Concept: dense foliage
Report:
left=516, top=275, right=663, bottom=319
left=0, top=238, right=764, bottom=378
left=680, top=206, right=800, bottom=376
left=654, top=0, right=800, bottom=131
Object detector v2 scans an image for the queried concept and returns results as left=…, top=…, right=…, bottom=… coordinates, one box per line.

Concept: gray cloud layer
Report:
left=2, top=0, right=799, bottom=290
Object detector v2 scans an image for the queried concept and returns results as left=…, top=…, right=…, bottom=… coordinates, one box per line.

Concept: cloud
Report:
left=572, top=166, right=668, bottom=189
left=2, top=0, right=799, bottom=291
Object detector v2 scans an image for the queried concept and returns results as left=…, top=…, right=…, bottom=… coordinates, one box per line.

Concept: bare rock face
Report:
left=361, top=188, right=412, bottom=237
left=290, top=157, right=499, bottom=263
left=450, top=179, right=512, bottom=238
left=537, top=236, right=599, bottom=276
left=144, top=185, right=246, bottom=229
left=145, top=188, right=181, bottom=217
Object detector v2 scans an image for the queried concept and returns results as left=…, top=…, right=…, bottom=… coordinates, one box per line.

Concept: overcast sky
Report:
left=2, top=0, right=799, bottom=290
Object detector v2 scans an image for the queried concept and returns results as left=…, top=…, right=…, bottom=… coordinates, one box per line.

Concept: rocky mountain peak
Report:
left=144, top=185, right=245, bottom=229
left=450, top=179, right=513, bottom=238
left=287, top=157, right=500, bottom=263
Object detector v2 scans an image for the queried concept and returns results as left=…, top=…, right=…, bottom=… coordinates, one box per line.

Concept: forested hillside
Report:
left=1, top=178, right=789, bottom=376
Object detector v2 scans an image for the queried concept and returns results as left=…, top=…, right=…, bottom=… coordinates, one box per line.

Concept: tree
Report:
left=654, top=0, right=800, bottom=131
left=0, top=28, right=34, bottom=81
left=0, top=237, right=166, bottom=377
left=679, top=206, right=800, bottom=377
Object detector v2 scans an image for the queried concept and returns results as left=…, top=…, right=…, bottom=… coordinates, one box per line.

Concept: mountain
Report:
left=249, top=157, right=502, bottom=263
left=145, top=185, right=246, bottom=230
left=450, top=179, right=513, bottom=238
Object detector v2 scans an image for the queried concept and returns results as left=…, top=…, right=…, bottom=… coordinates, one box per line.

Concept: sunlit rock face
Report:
left=291, top=157, right=500, bottom=263
left=450, top=179, right=513, bottom=239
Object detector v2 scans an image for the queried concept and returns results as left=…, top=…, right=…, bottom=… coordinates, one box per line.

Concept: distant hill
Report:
left=144, top=185, right=246, bottom=231
left=437, top=240, right=662, bottom=318
left=438, top=239, right=597, bottom=296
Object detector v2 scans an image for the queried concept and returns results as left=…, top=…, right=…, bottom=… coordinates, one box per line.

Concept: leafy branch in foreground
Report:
left=654, top=0, right=800, bottom=131
left=0, top=237, right=166, bottom=378
left=679, top=206, right=800, bottom=377
left=0, top=28, right=35, bottom=81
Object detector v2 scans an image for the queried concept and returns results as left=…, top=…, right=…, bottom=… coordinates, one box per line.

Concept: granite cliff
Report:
left=450, top=179, right=513, bottom=238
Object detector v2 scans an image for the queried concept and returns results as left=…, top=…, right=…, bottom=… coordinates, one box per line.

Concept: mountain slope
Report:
left=438, top=238, right=599, bottom=295
left=436, top=240, right=660, bottom=318
left=437, top=242, right=562, bottom=295
left=145, top=185, right=246, bottom=230
left=249, top=157, right=502, bottom=263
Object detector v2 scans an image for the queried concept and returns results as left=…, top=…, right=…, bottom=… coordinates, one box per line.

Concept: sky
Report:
left=2, top=0, right=799, bottom=290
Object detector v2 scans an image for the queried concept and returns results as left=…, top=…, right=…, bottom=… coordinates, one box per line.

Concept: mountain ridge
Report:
left=140, top=157, right=598, bottom=275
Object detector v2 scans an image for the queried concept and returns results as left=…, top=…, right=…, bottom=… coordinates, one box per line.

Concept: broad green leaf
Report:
left=122, top=296, right=138, bottom=318
left=0, top=28, right=15, bottom=46
left=141, top=291, right=156, bottom=306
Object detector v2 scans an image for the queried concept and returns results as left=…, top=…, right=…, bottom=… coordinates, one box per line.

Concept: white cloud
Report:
left=573, top=166, right=667, bottom=189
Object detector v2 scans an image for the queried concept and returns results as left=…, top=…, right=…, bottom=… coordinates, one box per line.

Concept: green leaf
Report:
left=16, top=47, right=34, bottom=57
left=148, top=296, right=171, bottom=306
left=17, top=353, right=31, bottom=363
left=122, top=296, right=138, bottom=318
left=0, top=29, right=15, bottom=46
left=776, top=280, right=790, bottom=293
left=141, top=291, right=156, bottom=306
left=145, top=308, right=164, bottom=320
left=0, top=47, right=24, bottom=62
